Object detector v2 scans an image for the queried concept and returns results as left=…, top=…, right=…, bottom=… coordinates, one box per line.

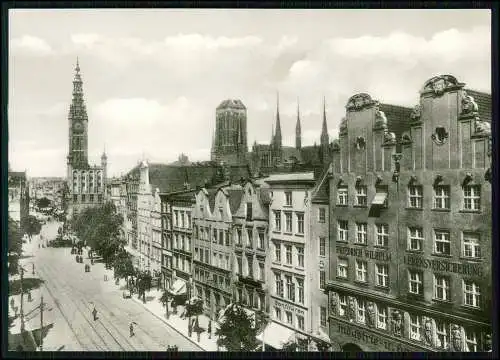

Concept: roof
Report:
left=265, top=172, right=315, bottom=184
left=167, top=190, right=197, bottom=204
left=8, top=172, right=26, bottom=180
left=282, top=146, right=302, bottom=163
left=226, top=188, right=244, bottom=213
left=149, top=164, right=216, bottom=193
left=379, top=103, right=413, bottom=152
left=466, top=89, right=491, bottom=123
left=300, top=145, right=321, bottom=165
left=311, top=166, right=331, bottom=203
left=216, top=99, right=246, bottom=110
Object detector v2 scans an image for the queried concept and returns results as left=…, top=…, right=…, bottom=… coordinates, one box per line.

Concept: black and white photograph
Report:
left=6, top=7, right=492, bottom=352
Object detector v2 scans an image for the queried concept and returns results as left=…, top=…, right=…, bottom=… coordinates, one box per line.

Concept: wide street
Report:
left=25, top=219, right=202, bottom=351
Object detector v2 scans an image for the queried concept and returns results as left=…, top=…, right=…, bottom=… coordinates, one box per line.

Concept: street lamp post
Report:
left=20, top=267, right=25, bottom=332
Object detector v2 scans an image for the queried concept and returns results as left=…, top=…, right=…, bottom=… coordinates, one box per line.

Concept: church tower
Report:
left=272, top=92, right=283, bottom=165
left=320, top=96, right=330, bottom=165
left=296, top=98, right=302, bottom=150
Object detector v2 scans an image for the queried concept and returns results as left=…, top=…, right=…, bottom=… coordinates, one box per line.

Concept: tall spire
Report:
left=321, top=95, right=329, bottom=147
left=274, top=92, right=282, bottom=149
left=296, top=97, right=302, bottom=150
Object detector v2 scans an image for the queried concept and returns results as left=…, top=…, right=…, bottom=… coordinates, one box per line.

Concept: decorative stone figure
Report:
left=410, top=105, right=422, bottom=122
left=374, top=109, right=388, bottom=129
left=347, top=297, right=356, bottom=322
left=401, top=133, right=412, bottom=145
left=383, top=131, right=396, bottom=146
left=366, top=302, right=376, bottom=328
left=422, top=317, right=433, bottom=346
left=339, top=117, right=348, bottom=136
left=474, top=119, right=491, bottom=136
left=461, top=94, right=479, bottom=115
left=355, top=136, right=366, bottom=150
left=391, top=310, right=403, bottom=337
left=450, top=325, right=462, bottom=351
left=329, top=293, right=338, bottom=316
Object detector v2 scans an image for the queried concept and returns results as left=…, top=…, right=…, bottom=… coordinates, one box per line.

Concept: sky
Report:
left=8, top=9, right=491, bottom=178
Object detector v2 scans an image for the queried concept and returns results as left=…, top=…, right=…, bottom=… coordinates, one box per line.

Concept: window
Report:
left=338, top=220, right=348, bottom=242
left=246, top=202, right=252, bottom=220
left=258, top=262, right=265, bottom=281
left=376, top=304, right=387, bottom=330
left=463, top=185, right=481, bottom=211
left=237, top=256, right=242, bottom=275
left=409, top=314, right=421, bottom=341
left=246, top=228, right=253, bottom=247
left=225, top=255, right=230, bottom=271
left=275, top=273, right=283, bottom=297
left=297, top=246, right=304, bottom=267
left=375, top=264, right=389, bottom=288
left=274, top=211, right=281, bottom=231
left=258, top=231, right=265, bottom=249
left=213, top=229, right=218, bottom=244
left=81, top=194, right=86, bottom=202
left=355, top=260, right=367, bottom=283
left=337, top=258, right=348, bottom=278
left=296, top=213, right=304, bottom=234
left=434, top=275, right=450, bottom=301
left=356, top=298, right=366, bottom=324
left=319, top=237, right=326, bottom=257
left=356, top=223, right=367, bottom=244
left=200, top=248, right=204, bottom=262
left=337, top=187, right=348, bottom=205
left=73, top=194, right=78, bottom=202
left=319, top=270, right=326, bottom=289
left=434, top=185, right=450, bottom=209
left=285, top=191, right=292, bottom=206
left=219, top=230, right=224, bottom=245
left=297, top=278, right=304, bottom=304
left=247, top=256, right=253, bottom=278
left=285, top=245, right=292, bottom=265
left=318, top=208, right=326, bottom=223
left=89, top=194, right=94, bottom=202
left=274, top=307, right=282, bottom=321
left=465, top=329, right=478, bottom=352
left=285, top=212, right=292, bottom=233
left=320, top=306, right=327, bottom=327
left=435, top=321, right=449, bottom=349
left=408, top=185, right=423, bottom=208
left=408, top=227, right=424, bottom=251
left=434, top=230, right=450, bottom=255
left=376, top=224, right=389, bottom=247
left=286, top=275, right=295, bottom=301
left=297, top=315, right=305, bottom=330
left=338, top=295, right=347, bottom=317
left=274, top=242, right=281, bottom=262
left=355, top=185, right=367, bottom=206
left=236, top=228, right=242, bottom=245
left=408, top=270, right=423, bottom=295
left=463, top=280, right=481, bottom=308
left=463, top=232, right=481, bottom=258
left=285, top=311, right=293, bottom=324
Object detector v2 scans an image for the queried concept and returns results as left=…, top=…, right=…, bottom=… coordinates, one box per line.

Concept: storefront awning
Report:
left=170, top=279, right=186, bottom=295
left=371, top=192, right=387, bottom=206
left=256, top=321, right=296, bottom=350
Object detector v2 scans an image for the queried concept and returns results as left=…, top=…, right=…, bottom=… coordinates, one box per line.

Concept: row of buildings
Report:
left=63, top=59, right=491, bottom=352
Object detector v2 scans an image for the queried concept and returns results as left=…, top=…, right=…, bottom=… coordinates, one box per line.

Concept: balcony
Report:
left=238, top=274, right=262, bottom=288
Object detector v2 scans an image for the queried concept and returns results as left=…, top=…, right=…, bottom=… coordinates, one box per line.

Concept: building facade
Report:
left=326, top=76, right=492, bottom=352
left=232, top=180, right=271, bottom=318
left=65, top=59, right=107, bottom=219
left=8, top=171, right=29, bottom=225
left=193, top=185, right=242, bottom=319
left=259, top=172, right=317, bottom=350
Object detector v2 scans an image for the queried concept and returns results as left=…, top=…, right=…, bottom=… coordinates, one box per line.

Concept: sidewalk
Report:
left=95, top=264, right=222, bottom=351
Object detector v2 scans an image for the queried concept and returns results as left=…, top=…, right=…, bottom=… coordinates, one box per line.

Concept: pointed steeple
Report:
left=296, top=97, right=302, bottom=150
left=321, top=96, right=329, bottom=147
left=274, top=92, right=282, bottom=149
left=101, top=144, right=107, bottom=160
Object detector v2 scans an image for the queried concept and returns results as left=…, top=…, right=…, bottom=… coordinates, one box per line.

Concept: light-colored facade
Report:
left=137, top=161, right=153, bottom=273
left=262, top=172, right=317, bottom=350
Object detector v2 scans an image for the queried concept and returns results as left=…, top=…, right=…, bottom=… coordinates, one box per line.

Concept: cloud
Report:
left=71, top=33, right=102, bottom=48
left=10, top=35, right=53, bottom=56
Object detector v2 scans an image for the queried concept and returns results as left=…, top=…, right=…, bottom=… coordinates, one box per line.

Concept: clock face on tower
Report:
left=73, top=121, right=83, bottom=133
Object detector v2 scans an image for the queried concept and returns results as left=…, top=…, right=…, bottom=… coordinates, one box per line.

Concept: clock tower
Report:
left=67, top=57, right=89, bottom=169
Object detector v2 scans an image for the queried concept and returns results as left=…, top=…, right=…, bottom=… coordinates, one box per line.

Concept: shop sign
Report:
left=333, top=320, right=417, bottom=352
left=274, top=299, right=306, bottom=316
left=336, top=246, right=391, bottom=262
left=403, top=254, right=484, bottom=277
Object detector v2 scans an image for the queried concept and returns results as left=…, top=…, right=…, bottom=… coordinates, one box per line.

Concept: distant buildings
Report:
left=8, top=171, right=29, bottom=225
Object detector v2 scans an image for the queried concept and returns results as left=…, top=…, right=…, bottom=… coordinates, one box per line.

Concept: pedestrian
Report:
left=92, top=306, right=98, bottom=321
left=10, top=297, right=14, bottom=309
left=188, top=321, right=192, bottom=337
left=129, top=322, right=134, bottom=337
left=174, top=345, right=178, bottom=352
left=27, top=291, right=32, bottom=302
left=208, top=320, right=212, bottom=339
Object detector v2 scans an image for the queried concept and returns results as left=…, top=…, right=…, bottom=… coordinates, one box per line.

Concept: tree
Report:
left=215, top=303, right=259, bottom=351
left=113, top=251, right=135, bottom=287
left=21, top=215, right=42, bottom=241
left=8, top=217, right=23, bottom=276
left=315, top=340, right=331, bottom=351
left=36, top=197, right=51, bottom=209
